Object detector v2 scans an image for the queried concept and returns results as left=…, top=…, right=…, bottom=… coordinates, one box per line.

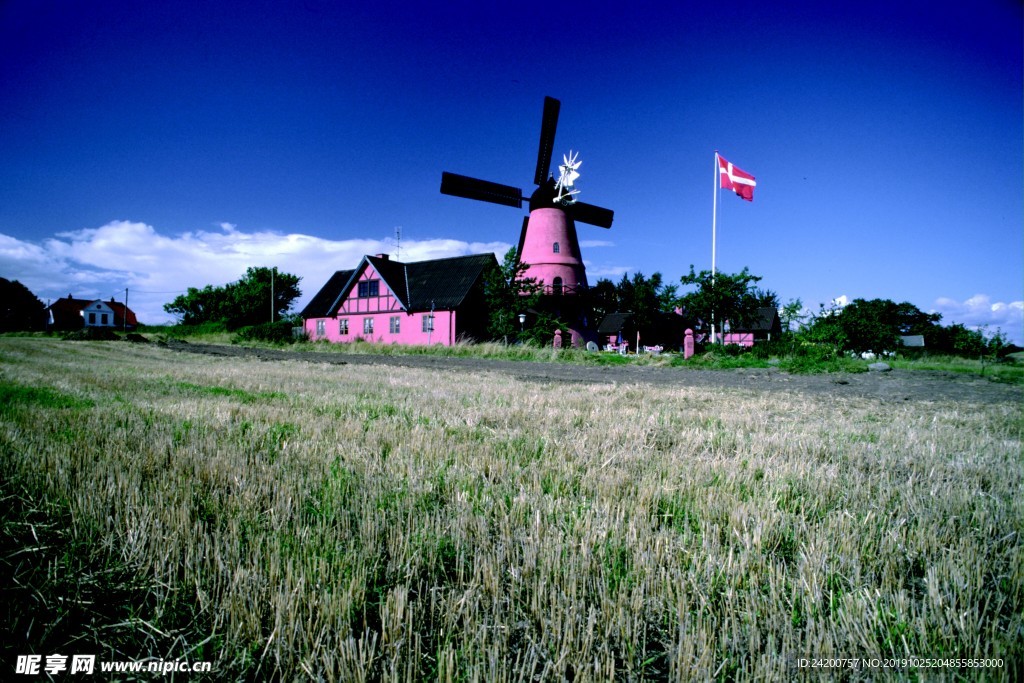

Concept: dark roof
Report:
left=102, top=300, right=138, bottom=326
left=402, top=254, right=496, bottom=310
left=301, top=253, right=497, bottom=319
left=47, top=296, right=92, bottom=313
left=299, top=269, right=356, bottom=318
left=730, top=307, right=780, bottom=333
left=46, top=296, right=91, bottom=328
left=597, top=312, right=633, bottom=335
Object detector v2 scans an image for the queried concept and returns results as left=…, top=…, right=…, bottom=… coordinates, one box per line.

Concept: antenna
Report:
left=394, top=226, right=402, bottom=261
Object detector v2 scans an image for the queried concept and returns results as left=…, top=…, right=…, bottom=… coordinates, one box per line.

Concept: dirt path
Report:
left=156, top=341, right=1023, bottom=406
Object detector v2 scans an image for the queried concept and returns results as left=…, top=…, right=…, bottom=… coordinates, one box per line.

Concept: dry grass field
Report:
left=1, top=338, right=1021, bottom=681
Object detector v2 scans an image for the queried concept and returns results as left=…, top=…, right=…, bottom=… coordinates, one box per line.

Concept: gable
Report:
left=334, top=258, right=405, bottom=315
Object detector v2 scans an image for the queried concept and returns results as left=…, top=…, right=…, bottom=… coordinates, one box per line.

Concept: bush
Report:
left=61, top=328, right=119, bottom=341
left=777, top=340, right=866, bottom=374
left=232, top=321, right=298, bottom=344
left=143, top=322, right=229, bottom=339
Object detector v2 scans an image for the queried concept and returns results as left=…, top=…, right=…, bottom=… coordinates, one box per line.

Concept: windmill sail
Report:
left=440, top=172, right=523, bottom=208
left=534, top=96, right=561, bottom=185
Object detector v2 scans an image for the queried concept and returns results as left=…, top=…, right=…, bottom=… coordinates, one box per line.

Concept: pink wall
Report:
left=305, top=310, right=456, bottom=345
left=304, top=264, right=460, bottom=345
left=518, top=208, right=588, bottom=291
left=722, top=332, right=755, bottom=347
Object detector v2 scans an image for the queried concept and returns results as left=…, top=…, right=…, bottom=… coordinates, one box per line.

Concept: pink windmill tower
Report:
left=440, top=97, right=615, bottom=346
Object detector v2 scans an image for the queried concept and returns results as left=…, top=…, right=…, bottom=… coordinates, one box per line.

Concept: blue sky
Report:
left=1, top=0, right=1021, bottom=342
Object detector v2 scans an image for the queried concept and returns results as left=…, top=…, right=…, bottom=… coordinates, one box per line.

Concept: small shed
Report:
left=723, top=307, right=782, bottom=347
left=597, top=312, right=634, bottom=350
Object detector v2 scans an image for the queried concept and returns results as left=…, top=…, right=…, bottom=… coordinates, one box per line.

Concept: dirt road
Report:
left=159, top=341, right=1022, bottom=406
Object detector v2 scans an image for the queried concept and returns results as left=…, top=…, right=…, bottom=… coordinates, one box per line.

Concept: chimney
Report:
left=374, top=253, right=390, bottom=260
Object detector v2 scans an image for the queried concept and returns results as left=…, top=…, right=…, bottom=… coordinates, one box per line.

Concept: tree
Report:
left=611, top=272, right=680, bottom=343
left=483, top=248, right=543, bottom=343
left=587, top=278, right=619, bottom=325
left=779, top=298, right=806, bottom=334
left=0, top=278, right=46, bottom=331
left=677, top=266, right=774, bottom=340
left=803, top=298, right=941, bottom=354
left=164, top=267, right=301, bottom=329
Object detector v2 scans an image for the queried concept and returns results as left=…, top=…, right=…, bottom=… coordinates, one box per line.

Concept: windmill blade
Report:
left=441, top=172, right=523, bottom=208
left=516, top=215, right=530, bottom=263
left=533, top=96, right=560, bottom=186
left=568, top=202, right=614, bottom=229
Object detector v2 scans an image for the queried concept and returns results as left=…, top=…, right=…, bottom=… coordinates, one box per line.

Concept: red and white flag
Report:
left=718, top=154, right=756, bottom=202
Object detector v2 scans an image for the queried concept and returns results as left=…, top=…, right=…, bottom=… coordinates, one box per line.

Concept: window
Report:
left=339, top=318, right=349, bottom=335
left=422, top=314, right=434, bottom=332
left=363, top=317, right=374, bottom=335
left=357, top=280, right=380, bottom=298
left=88, top=313, right=96, bottom=324
left=553, top=242, right=560, bottom=254
left=389, top=316, right=400, bottom=334
left=315, top=319, right=325, bottom=337
left=552, top=277, right=563, bottom=295
left=101, top=313, right=108, bottom=325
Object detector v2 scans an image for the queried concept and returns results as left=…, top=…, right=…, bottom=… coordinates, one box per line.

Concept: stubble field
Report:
left=1, top=338, right=1021, bottom=681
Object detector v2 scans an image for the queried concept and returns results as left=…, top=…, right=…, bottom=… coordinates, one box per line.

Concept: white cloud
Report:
left=579, top=239, right=615, bottom=249
left=584, top=264, right=632, bottom=280
left=932, top=294, right=1024, bottom=344
left=0, top=221, right=511, bottom=325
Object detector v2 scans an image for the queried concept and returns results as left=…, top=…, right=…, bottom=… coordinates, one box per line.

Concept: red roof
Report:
left=45, top=296, right=138, bottom=329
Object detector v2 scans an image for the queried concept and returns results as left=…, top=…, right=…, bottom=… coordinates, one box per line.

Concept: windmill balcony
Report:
left=539, top=282, right=586, bottom=296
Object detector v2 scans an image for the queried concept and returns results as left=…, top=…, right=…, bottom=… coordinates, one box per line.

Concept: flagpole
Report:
left=711, top=151, right=718, bottom=345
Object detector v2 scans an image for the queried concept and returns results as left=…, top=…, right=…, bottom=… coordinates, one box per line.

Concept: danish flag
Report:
left=717, top=154, right=756, bottom=202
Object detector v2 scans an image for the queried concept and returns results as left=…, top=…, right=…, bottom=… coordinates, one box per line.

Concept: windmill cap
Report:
left=528, top=178, right=562, bottom=212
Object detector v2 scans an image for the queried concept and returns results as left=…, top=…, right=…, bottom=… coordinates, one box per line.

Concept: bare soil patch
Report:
left=163, top=340, right=1022, bottom=405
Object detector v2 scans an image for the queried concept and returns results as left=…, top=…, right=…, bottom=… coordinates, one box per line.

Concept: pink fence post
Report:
left=684, top=328, right=694, bottom=359
left=553, top=329, right=563, bottom=349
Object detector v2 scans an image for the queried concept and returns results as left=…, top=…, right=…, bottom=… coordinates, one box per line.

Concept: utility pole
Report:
left=124, top=288, right=129, bottom=332
left=270, top=267, right=275, bottom=323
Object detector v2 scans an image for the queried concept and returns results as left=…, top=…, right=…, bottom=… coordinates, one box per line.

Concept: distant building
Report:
left=300, top=253, right=497, bottom=346
left=723, top=307, right=782, bottom=347
left=596, top=312, right=634, bottom=350
left=46, top=295, right=138, bottom=331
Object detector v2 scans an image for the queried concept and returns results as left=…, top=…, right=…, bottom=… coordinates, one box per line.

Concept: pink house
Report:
left=301, top=253, right=497, bottom=346
left=722, top=307, right=782, bottom=347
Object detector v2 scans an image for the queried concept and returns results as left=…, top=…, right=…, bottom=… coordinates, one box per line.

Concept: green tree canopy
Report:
left=0, top=278, right=46, bottom=331
left=677, top=266, right=777, bottom=339
left=586, top=272, right=681, bottom=344
left=804, top=298, right=941, bottom=354
left=483, top=248, right=543, bottom=343
left=164, top=267, right=301, bottom=329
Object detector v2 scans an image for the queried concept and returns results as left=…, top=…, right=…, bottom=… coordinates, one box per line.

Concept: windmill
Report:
left=440, top=96, right=614, bottom=345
